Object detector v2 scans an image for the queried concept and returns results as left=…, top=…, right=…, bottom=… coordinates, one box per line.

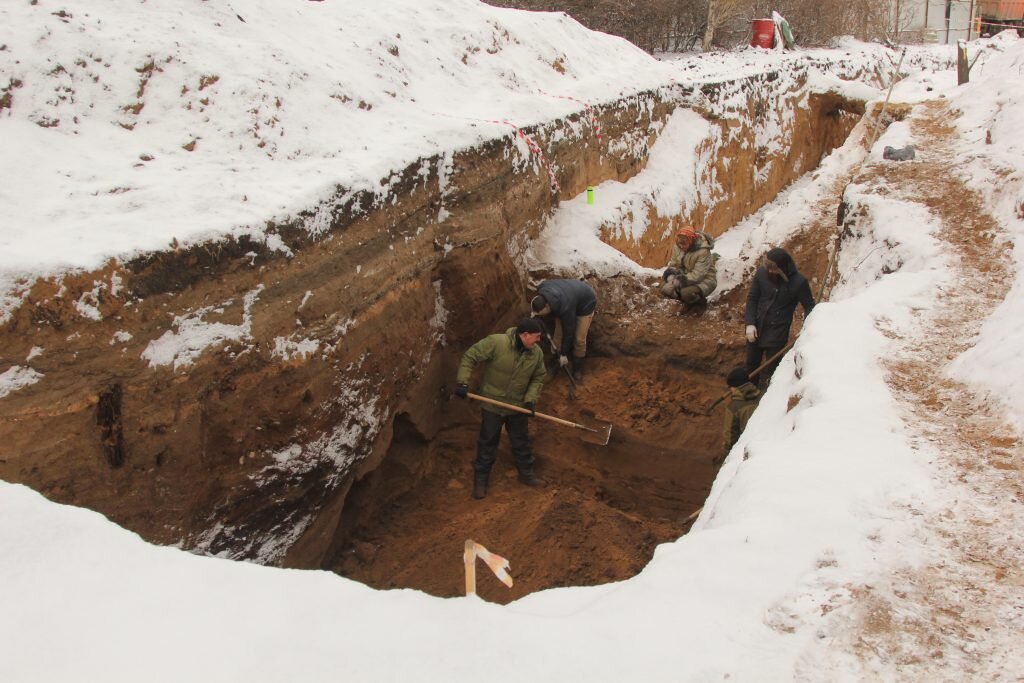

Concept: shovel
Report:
left=703, top=340, right=795, bottom=415
left=541, top=328, right=577, bottom=399
left=467, top=392, right=612, bottom=446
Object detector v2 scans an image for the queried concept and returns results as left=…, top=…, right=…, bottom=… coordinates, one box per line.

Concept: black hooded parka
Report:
left=744, top=247, right=815, bottom=349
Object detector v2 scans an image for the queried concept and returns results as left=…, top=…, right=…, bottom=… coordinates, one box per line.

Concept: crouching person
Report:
left=661, top=226, right=718, bottom=314
left=454, top=319, right=547, bottom=499
left=530, top=278, right=597, bottom=383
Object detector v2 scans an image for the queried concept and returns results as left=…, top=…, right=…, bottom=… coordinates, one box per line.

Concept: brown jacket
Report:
left=666, top=233, right=718, bottom=297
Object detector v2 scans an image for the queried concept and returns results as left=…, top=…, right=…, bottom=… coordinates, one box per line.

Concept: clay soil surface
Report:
left=331, top=256, right=822, bottom=604
left=332, top=356, right=721, bottom=604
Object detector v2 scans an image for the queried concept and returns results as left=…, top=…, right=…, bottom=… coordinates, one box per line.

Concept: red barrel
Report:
left=750, top=18, right=775, bottom=48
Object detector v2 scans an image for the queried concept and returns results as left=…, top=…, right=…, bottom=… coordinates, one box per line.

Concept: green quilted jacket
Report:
left=457, top=328, right=546, bottom=415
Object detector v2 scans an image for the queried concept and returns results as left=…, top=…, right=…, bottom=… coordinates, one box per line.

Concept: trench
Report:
left=314, top=90, right=879, bottom=602
left=325, top=232, right=838, bottom=604
left=315, top=94, right=873, bottom=604
left=0, top=62, right=886, bottom=603
left=330, top=351, right=722, bottom=603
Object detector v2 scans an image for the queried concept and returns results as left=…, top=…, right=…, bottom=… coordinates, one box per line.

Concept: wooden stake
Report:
left=464, top=539, right=477, bottom=596
left=464, top=539, right=514, bottom=597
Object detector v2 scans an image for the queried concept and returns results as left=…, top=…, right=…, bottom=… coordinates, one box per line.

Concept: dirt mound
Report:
left=332, top=355, right=719, bottom=604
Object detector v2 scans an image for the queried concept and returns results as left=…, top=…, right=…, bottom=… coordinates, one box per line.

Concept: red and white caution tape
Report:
left=429, top=110, right=560, bottom=193
left=511, top=125, right=561, bottom=193
left=539, top=90, right=603, bottom=143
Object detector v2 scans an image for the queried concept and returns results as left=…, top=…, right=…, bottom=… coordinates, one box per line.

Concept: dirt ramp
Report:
left=332, top=431, right=704, bottom=603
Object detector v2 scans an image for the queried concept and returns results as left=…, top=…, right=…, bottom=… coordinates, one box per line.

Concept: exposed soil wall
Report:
left=600, top=72, right=866, bottom=267
left=0, top=55, right=887, bottom=577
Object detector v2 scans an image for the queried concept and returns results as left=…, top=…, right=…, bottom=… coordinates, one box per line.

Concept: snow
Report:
left=271, top=335, right=320, bottom=361
left=2, top=1, right=1024, bottom=680
left=945, top=32, right=1024, bottom=432
left=529, top=107, right=710, bottom=279
left=140, top=285, right=263, bottom=370
left=0, top=366, right=43, bottom=400
left=0, top=0, right=679, bottom=310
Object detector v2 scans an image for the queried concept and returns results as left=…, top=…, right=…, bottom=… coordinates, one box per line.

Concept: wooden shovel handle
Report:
left=705, top=340, right=795, bottom=414
left=466, top=392, right=590, bottom=431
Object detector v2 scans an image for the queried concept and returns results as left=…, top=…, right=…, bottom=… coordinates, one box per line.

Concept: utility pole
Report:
left=945, top=0, right=951, bottom=44
left=958, top=40, right=969, bottom=84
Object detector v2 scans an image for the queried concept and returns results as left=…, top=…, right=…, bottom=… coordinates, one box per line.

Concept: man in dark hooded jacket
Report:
left=531, top=279, right=597, bottom=382
left=744, top=247, right=815, bottom=386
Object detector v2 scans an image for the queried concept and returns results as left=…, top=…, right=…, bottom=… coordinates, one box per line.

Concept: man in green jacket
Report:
left=454, top=319, right=547, bottom=499
left=719, top=367, right=762, bottom=465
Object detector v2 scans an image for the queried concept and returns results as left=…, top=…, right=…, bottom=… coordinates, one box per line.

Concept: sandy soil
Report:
left=332, top=353, right=724, bottom=604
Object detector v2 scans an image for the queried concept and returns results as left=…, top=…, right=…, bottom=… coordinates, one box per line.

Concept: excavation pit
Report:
left=0, top=55, right=882, bottom=604
left=324, top=228, right=835, bottom=602
left=328, top=351, right=725, bottom=603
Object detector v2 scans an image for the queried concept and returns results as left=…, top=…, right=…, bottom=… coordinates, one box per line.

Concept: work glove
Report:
left=558, top=354, right=570, bottom=368
left=523, top=401, right=536, bottom=416
left=662, top=267, right=682, bottom=281
left=454, top=383, right=469, bottom=399
left=745, top=325, right=758, bottom=343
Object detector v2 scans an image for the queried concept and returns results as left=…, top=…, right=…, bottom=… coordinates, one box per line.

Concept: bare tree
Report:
left=486, top=0, right=710, bottom=53
left=486, top=0, right=909, bottom=52
left=888, top=0, right=922, bottom=43
left=703, top=0, right=747, bottom=50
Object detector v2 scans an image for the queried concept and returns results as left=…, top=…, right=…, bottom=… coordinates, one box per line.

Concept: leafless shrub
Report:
left=486, top=0, right=907, bottom=52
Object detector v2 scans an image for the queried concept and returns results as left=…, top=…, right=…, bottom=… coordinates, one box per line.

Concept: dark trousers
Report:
left=745, top=342, right=785, bottom=389
left=678, top=284, right=705, bottom=305
left=473, top=409, right=534, bottom=475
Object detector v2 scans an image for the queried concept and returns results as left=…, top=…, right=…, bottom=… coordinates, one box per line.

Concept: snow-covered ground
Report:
left=0, top=0, right=679, bottom=320
left=3, top=1, right=1024, bottom=680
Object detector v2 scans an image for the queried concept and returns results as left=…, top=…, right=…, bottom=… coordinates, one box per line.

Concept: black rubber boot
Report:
left=571, top=356, right=585, bottom=383
left=472, top=472, right=488, bottom=499
left=517, top=470, right=545, bottom=488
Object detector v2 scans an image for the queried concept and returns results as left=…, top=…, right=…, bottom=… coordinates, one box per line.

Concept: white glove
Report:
left=558, top=355, right=570, bottom=368
left=745, top=325, right=758, bottom=343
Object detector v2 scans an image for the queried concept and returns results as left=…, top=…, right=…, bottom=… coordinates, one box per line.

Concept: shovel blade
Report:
left=579, top=420, right=613, bottom=446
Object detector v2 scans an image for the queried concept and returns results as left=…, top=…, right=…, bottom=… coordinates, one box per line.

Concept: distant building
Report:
left=976, top=0, right=1024, bottom=35
left=898, top=0, right=1023, bottom=44
left=897, top=0, right=976, bottom=44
